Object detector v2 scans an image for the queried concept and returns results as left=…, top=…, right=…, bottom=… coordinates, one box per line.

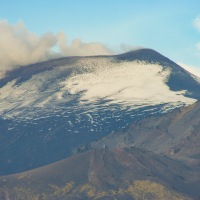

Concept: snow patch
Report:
left=62, top=61, right=195, bottom=107
left=0, top=58, right=197, bottom=120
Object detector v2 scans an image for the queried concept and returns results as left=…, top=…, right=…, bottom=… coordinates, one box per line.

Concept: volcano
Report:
left=0, top=48, right=200, bottom=175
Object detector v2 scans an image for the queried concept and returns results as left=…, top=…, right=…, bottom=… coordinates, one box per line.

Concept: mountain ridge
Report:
left=0, top=48, right=193, bottom=84
left=0, top=147, right=197, bottom=199
left=0, top=48, right=200, bottom=175
left=89, top=101, right=200, bottom=167
left=1, top=49, right=200, bottom=199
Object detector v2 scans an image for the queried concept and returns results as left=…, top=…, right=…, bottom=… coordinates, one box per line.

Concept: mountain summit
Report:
left=0, top=49, right=200, bottom=175
left=117, top=49, right=200, bottom=99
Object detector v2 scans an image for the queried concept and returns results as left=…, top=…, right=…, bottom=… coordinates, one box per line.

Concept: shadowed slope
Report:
left=117, top=49, right=200, bottom=98
left=0, top=148, right=198, bottom=199
left=91, top=101, right=200, bottom=167
left=0, top=49, right=200, bottom=176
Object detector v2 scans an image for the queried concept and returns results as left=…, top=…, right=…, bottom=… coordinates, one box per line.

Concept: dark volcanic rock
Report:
left=0, top=49, right=200, bottom=176
left=0, top=148, right=197, bottom=199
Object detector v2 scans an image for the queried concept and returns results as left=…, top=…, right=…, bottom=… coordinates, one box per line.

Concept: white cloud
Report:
left=193, top=16, right=200, bottom=32
left=0, top=20, right=57, bottom=71
left=177, top=62, right=200, bottom=77
left=0, top=20, right=56, bottom=70
left=0, top=20, right=113, bottom=72
left=57, top=32, right=113, bottom=57
left=120, top=43, right=143, bottom=52
left=0, top=71, right=5, bottom=79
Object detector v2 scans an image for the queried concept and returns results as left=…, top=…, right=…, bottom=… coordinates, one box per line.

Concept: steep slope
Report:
left=0, top=49, right=200, bottom=175
left=91, top=101, right=200, bottom=166
left=0, top=148, right=197, bottom=200
left=117, top=49, right=200, bottom=99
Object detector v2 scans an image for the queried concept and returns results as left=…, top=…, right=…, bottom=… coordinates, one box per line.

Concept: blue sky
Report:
left=0, top=0, right=200, bottom=73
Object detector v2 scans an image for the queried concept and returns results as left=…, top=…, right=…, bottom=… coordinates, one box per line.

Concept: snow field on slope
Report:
left=62, top=59, right=195, bottom=106
left=0, top=58, right=196, bottom=120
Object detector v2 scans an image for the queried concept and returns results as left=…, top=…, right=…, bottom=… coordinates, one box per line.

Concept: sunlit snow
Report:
left=0, top=58, right=196, bottom=120
left=62, top=60, right=194, bottom=106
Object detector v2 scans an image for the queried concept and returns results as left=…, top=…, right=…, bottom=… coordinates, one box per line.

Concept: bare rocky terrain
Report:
left=1, top=49, right=200, bottom=199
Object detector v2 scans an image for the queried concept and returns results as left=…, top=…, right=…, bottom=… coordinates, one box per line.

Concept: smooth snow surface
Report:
left=0, top=58, right=196, bottom=120
left=62, top=60, right=194, bottom=106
